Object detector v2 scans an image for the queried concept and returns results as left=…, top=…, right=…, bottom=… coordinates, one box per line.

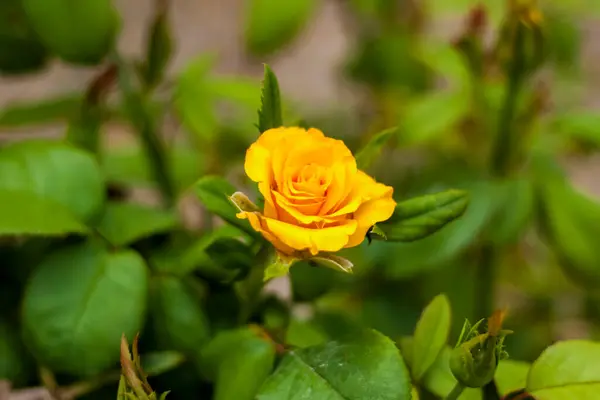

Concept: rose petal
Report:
left=258, top=181, right=278, bottom=219
left=262, top=216, right=358, bottom=256
left=272, top=191, right=328, bottom=225
left=237, top=211, right=296, bottom=255
left=271, top=128, right=325, bottom=190
left=319, top=158, right=357, bottom=215
left=244, top=142, right=271, bottom=183
left=346, top=171, right=396, bottom=247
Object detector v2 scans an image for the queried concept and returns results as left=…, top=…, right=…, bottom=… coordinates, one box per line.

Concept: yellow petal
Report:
left=354, top=170, right=394, bottom=200
left=268, top=128, right=325, bottom=190
left=244, top=142, right=272, bottom=183
left=258, top=181, right=279, bottom=219
left=320, top=159, right=357, bottom=215
left=257, top=127, right=323, bottom=148
left=237, top=211, right=296, bottom=255
left=345, top=195, right=396, bottom=248
left=263, top=217, right=358, bottom=255
left=272, top=191, right=327, bottom=225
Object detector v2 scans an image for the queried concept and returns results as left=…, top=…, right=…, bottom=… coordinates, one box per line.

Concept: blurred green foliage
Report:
left=1, top=0, right=600, bottom=399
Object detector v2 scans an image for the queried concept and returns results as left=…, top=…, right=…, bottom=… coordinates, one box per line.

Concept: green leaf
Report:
left=117, top=375, right=128, bottom=400
left=158, top=392, right=170, bottom=400
left=0, top=0, right=48, bottom=75
left=264, top=257, right=294, bottom=281
left=201, top=237, right=254, bottom=282
left=257, top=64, right=283, bottom=133
left=102, top=142, right=204, bottom=193
left=244, top=0, right=316, bottom=56
left=169, top=225, right=248, bottom=278
left=537, top=177, right=600, bottom=287
left=0, top=190, right=88, bottom=236
left=376, top=189, right=469, bottom=242
left=0, top=320, right=31, bottom=384
left=544, top=7, right=581, bottom=73
left=379, top=181, right=496, bottom=279
left=355, top=127, right=397, bottom=170
left=0, top=140, right=105, bottom=221
left=257, top=329, right=411, bottom=400
left=142, top=7, right=173, bottom=89
left=95, top=201, right=178, bottom=246
left=412, top=294, right=451, bottom=381
left=416, top=41, right=471, bottom=89
left=495, top=360, right=530, bottom=396
left=210, top=76, right=261, bottom=110
left=141, top=351, right=186, bottom=377
left=552, top=111, right=600, bottom=146
left=290, top=261, right=337, bottom=302
left=397, top=336, right=414, bottom=370
left=193, top=175, right=258, bottom=237
left=22, top=0, right=119, bottom=65
left=401, top=90, right=470, bottom=144
left=200, top=327, right=276, bottom=400
left=22, top=240, right=148, bottom=376
left=285, top=317, right=329, bottom=348
left=309, top=254, right=353, bottom=274
left=488, top=178, right=534, bottom=245
left=173, top=55, right=218, bottom=140
left=421, top=346, right=481, bottom=400
left=150, top=276, right=210, bottom=358
left=527, top=340, right=600, bottom=399
left=0, top=95, right=81, bottom=129
left=345, top=33, right=429, bottom=91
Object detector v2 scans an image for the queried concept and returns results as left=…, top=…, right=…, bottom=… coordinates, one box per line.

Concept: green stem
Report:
left=236, top=244, right=271, bottom=324
left=137, top=109, right=176, bottom=206
left=475, top=244, right=496, bottom=320
left=477, top=16, right=528, bottom=323
left=490, top=24, right=526, bottom=177
left=478, top=20, right=528, bottom=400
left=446, top=383, right=465, bottom=400
left=114, top=53, right=176, bottom=207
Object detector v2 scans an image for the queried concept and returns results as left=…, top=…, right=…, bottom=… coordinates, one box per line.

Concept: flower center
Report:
left=290, top=163, right=327, bottom=197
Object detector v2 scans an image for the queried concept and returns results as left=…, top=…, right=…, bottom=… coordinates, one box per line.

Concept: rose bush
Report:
left=236, top=126, right=397, bottom=257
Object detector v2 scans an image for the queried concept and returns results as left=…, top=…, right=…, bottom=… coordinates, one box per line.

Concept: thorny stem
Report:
left=113, top=52, right=177, bottom=207
left=477, top=7, right=528, bottom=327
left=475, top=244, right=496, bottom=322
left=477, top=16, right=528, bottom=400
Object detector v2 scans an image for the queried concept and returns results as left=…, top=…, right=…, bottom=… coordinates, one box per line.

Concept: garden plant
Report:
left=1, top=0, right=600, bottom=399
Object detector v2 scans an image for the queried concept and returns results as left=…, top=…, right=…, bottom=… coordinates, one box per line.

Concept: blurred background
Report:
left=3, top=0, right=600, bottom=398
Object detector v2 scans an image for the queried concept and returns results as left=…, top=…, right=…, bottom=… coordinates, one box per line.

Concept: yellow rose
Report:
left=237, top=127, right=397, bottom=257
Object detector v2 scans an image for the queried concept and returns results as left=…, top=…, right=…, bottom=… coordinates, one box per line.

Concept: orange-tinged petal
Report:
left=320, top=158, right=357, bottom=215
left=263, top=217, right=358, bottom=255
left=345, top=195, right=396, bottom=248
left=269, top=128, right=325, bottom=189
left=237, top=211, right=295, bottom=255
left=272, top=191, right=328, bottom=225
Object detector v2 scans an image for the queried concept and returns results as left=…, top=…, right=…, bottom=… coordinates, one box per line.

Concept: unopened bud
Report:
left=496, top=0, right=544, bottom=78
left=449, top=310, right=512, bottom=388
left=466, top=4, right=487, bottom=36
left=454, top=4, right=488, bottom=77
